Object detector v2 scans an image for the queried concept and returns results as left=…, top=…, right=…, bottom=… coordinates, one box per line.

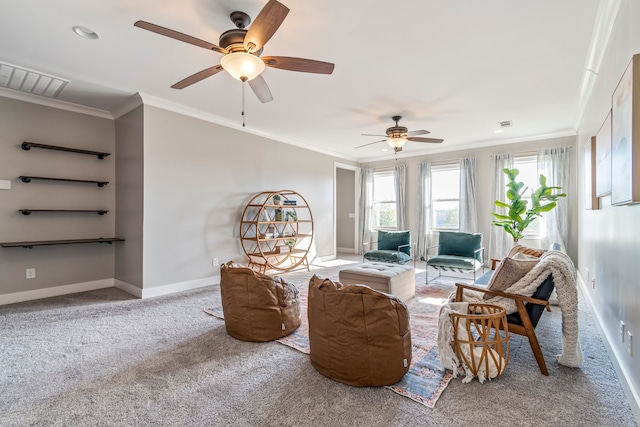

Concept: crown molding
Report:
left=573, top=0, right=622, bottom=128
left=0, top=87, right=112, bottom=119
left=136, top=92, right=358, bottom=162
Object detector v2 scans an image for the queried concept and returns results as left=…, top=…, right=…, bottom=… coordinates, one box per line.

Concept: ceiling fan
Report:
left=134, top=0, right=335, bottom=103
left=356, top=116, right=444, bottom=153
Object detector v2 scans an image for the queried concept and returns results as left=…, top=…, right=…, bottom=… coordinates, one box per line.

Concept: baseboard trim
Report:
left=337, top=247, right=356, bottom=254
left=0, top=279, right=114, bottom=306
left=142, top=276, right=217, bottom=299
left=114, top=279, right=142, bottom=298
left=577, top=272, right=640, bottom=421
left=115, top=276, right=219, bottom=300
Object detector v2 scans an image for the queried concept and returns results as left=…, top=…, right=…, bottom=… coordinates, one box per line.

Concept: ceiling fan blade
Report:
left=355, top=140, right=386, bottom=149
left=407, top=129, right=430, bottom=136
left=361, top=133, right=387, bottom=137
left=171, top=65, right=224, bottom=89
left=243, top=0, right=290, bottom=53
left=262, top=56, right=335, bottom=74
left=248, top=74, right=274, bottom=103
left=408, top=137, right=444, bottom=143
left=134, top=21, right=228, bottom=54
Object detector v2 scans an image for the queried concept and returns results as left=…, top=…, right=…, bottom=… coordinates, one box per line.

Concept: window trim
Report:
left=371, top=169, right=397, bottom=230
left=430, top=161, right=461, bottom=231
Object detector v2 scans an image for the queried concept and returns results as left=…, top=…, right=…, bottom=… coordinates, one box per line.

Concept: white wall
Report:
left=361, top=135, right=577, bottom=262
left=577, top=0, right=640, bottom=411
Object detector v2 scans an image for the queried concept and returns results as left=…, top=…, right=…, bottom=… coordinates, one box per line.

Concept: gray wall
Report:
left=0, top=97, right=116, bottom=296
left=577, top=0, right=640, bottom=405
left=361, top=135, right=577, bottom=262
left=115, top=104, right=144, bottom=289
left=135, top=105, right=342, bottom=289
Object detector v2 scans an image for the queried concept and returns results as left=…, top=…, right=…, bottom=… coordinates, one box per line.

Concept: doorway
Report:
left=334, top=163, right=360, bottom=254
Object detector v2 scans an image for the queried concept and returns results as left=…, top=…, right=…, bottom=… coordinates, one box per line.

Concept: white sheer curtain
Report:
left=489, top=153, right=514, bottom=260
left=358, top=168, right=374, bottom=254
left=417, top=162, right=432, bottom=259
left=394, top=164, right=407, bottom=230
left=538, top=147, right=570, bottom=250
left=459, top=157, right=478, bottom=233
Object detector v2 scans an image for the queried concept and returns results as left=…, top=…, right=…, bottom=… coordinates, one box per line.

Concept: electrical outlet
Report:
left=628, top=332, right=633, bottom=357
left=621, top=321, right=626, bottom=342
left=591, top=278, right=596, bottom=289
left=212, top=258, right=219, bottom=267
left=26, top=268, right=36, bottom=279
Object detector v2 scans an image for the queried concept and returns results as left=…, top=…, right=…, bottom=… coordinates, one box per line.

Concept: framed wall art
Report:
left=611, top=54, right=640, bottom=205
left=595, top=110, right=611, bottom=197
left=584, top=136, right=599, bottom=210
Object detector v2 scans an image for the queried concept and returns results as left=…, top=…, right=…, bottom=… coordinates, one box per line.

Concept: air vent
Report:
left=498, top=120, right=512, bottom=128
left=0, top=61, right=68, bottom=98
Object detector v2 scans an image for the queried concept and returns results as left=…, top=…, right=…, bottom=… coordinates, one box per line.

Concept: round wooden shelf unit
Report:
left=240, top=190, right=314, bottom=272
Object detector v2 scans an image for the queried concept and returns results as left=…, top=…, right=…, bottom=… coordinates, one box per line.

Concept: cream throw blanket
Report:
left=449, top=250, right=583, bottom=368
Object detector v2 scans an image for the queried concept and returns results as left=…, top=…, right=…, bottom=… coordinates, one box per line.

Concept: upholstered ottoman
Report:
left=338, top=262, right=415, bottom=302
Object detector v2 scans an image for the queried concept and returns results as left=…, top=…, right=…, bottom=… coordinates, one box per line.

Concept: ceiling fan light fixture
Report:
left=387, top=136, right=408, bottom=149
left=220, top=52, right=265, bottom=81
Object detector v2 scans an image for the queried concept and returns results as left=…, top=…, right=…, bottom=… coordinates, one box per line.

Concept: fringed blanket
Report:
left=450, top=250, right=583, bottom=368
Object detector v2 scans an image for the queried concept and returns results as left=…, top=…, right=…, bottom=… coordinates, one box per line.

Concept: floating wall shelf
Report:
left=19, top=209, right=109, bottom=215
left=19, top=176, right=109, bottom=187
left=0, top=238, right=125, bottom=249
left=21, top=141, right=110, bottom=159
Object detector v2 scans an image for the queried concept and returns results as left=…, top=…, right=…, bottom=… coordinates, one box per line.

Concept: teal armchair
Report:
left=425, top=231, right=484, bottom=283
left=363, top=230, right=414, bottom=265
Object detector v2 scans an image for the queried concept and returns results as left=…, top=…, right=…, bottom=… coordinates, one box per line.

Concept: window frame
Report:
left=430, top=161, right=461, bottom=231
left=371, top=169, right=397, bottom=230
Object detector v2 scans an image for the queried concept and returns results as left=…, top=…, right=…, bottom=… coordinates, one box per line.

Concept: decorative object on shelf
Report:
left=240, top=190, right=313, bottom=272
left=283, top=200, right=297, bottom=206
left=611, top=54, right=640, bottom=205
left=21, top=141, right=110, bottom=160
left=490, top=168, right=566, bottom=243
left=272, top=193, right=282, bottom=205
left=285, top=210, right=297, bottom=221
left=285, top=239, right=296, bottom=251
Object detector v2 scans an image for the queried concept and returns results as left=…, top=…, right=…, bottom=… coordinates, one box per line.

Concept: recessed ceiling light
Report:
left=73, top=26, right=99, bottom=40
left=382, top=148, right=389, bottom=151
left=494, top=129, right=504, bottom=133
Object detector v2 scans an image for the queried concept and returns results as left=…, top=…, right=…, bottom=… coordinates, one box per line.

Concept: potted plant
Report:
left=285, top=239, right=296, bottom=251
left=272, top=194, right=282, bottom=205
left=285, top=210, right=297, bottom=222
left=490, top=168, right=566, bottom=243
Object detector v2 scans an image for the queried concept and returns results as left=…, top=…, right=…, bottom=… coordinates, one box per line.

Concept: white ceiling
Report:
left=0, top=0, right=604, bottom=161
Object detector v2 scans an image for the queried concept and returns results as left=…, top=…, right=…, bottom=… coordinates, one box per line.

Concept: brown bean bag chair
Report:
left=220, top=262, right=301, bottom=342
left=307, top=275, right=412, bottom=387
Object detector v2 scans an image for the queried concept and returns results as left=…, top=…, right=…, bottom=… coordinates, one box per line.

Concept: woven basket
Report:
left=451, top=303, right=510, bottom=380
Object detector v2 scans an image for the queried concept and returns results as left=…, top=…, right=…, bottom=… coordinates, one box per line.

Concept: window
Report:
left=372, top=170, right=396, bottom=228
left=513, top=153, right=542, bottom=236
left=431, top=163, right=460, bottom=230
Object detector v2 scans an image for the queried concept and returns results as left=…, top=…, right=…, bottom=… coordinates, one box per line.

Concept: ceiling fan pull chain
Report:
left=241, top=76, right=247, bottom=127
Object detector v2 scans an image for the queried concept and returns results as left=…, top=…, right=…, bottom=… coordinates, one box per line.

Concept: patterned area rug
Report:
left=205, top=266, right=459, bottom=408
